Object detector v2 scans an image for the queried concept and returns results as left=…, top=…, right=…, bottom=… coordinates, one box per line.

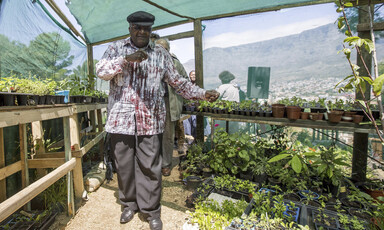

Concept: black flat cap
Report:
left=127, top=11, right=155, bottom=26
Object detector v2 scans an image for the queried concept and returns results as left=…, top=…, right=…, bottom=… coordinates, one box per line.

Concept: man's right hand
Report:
left=125, top=50, right=148, bottom=63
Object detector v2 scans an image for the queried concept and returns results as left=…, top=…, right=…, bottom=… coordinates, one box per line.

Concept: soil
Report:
left=49, top=148, right=195, bottom=230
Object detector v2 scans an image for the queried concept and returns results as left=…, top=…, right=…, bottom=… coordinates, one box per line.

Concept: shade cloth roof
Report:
left=66, top=0, right=333, bottom=45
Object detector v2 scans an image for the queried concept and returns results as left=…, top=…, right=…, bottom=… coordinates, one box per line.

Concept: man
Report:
left=189, top=70, right=196, bottom=84
left=96, top=11, right=219, bottom=230
left=155, top=38, right=188, bottom=176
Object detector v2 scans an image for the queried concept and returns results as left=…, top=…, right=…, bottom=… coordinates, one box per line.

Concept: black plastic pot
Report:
left=38, top=95, right=46, bottom=105
left=184, top=176, right=203, bottom=190
left=253, top=173, right=268, bottom=185
left=16, top=93, right=30, bottom=106
left=0, top=92, right=16, bottom=106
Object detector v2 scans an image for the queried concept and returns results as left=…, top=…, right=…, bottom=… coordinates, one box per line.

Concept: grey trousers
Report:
left=162, top=96, right=176, bottom=169
left=110, top=133, right=162, bottom=220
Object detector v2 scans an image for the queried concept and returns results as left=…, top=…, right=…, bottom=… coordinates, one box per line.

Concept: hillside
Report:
left=183, top=23, right=384, bottom=89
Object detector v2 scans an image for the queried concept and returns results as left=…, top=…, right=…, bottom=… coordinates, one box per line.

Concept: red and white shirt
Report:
left=96, top=38, right=205, bottom=135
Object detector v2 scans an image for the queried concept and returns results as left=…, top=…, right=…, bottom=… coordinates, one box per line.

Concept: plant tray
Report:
left=303, top=203, right=370, bottom=230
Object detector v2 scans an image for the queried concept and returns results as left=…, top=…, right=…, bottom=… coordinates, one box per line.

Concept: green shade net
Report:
left=0, top=0, right=87, bottom=80
left=66, top=0, right=332, bottom=44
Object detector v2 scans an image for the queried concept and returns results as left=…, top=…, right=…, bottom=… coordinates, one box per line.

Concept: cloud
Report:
left=203, top=17, right=335, bottom=49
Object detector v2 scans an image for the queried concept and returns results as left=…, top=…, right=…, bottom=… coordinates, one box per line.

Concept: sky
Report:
left=44, top=1, right=339, bottom=63
left=156, top=3, right=339, bottom=63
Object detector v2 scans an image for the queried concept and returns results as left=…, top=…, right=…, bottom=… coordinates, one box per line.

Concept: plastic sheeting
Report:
left=0, top=0, right=87, bottom=80
left=65, top=0, right=332, bottom=44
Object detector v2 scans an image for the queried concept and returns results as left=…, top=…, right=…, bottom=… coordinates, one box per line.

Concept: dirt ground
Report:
left=49, top=149, right=194, bottom=230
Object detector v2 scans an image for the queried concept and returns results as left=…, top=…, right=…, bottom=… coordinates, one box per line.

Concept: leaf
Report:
left=338, top=19, right=345, bottom=30
left=372, top=74, right=384, bottom=96
left=303, top=151, right=317, bottom=156
left=363, top=39, right=374, bottom=53
left=327, top=168, right=333, bottom=178
left=345, top=30, right=352, bottom=37
left=355, top=78, right=366, bottom=94
left=268, top=154, right=290, bottom=163
left=344, top=2, right=354, bottom=7
left=357, top=100, right=367, bottom=109
left=361, top=76, right=373, bottom=85
left=333, top=158, right=349, bottom=166
left=318, top=164, right=327, bottom=174
left=344, top=36, right=360, bottom=45
left=291, top=155, right=302, bottom=173
left=239, top=150, right=250, bottom=161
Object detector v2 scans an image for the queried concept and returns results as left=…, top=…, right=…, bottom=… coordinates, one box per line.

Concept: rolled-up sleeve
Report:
left=96, top=43, right=125, bottom=81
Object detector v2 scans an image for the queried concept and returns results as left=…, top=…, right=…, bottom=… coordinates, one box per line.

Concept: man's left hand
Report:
left=205, top=90, right=220, bottom=102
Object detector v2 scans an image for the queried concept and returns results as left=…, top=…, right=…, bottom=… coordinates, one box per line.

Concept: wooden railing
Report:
left=0, top=103, right=107, bottom=223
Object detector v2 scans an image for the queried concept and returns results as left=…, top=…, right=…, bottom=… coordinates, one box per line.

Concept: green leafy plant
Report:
left=268, top=141, right=316, bottom=174
left=207, top=128, right=257, bottom=175
left=187, top=198, right=248, bottom=230
left=335, top=0, right=384, bottom=143
left=310, top=146, right=349, bottom=187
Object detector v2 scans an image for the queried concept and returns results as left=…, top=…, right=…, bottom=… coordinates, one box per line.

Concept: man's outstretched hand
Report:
left=205, top=90, right=220, bottom=102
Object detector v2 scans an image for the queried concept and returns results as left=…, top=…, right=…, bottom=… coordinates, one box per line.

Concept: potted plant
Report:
left=272, top=103, right=285, bottom=118
left=286, top=105, right=302, bottom=120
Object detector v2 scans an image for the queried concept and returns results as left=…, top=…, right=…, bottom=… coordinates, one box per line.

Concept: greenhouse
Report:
left=0, top=0, right=384, bottom=229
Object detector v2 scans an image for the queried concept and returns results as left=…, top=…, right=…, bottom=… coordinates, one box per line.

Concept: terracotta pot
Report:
left=310, top=113, right=319, bottom=120
left=317, top=113, right=324, bottom=120
left=343, top=111, right=357, bottom=117
left=353, top=114, right=364, bottom=124
left=310, top=112, right=323, bottom=120
left=301, top=112, right=309, bottom=120
left=364, top=188, right=384, bottom=203
left=286, top=106, right=301, bottom=120
left=327, top=110, right=343, bottom=123
left=272, top=104, right=285, bottom=118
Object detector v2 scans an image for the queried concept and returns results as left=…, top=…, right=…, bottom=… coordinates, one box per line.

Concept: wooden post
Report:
left=96, top=109, right=103, bottom=133
left=96, top=109, right=104, bottom=157
left=32, top=121, right=47, bottom=178
left=63, top=116, right=75, bottom=216
left=87, top=44, right=95, bottom=91
left=19, top=124, right=30, bottom=210
left=194, top=19, right=204, bottom=143
left=69, top=113, right=84, bottom=200
left=0, top=128, right=6, bottom=202
left=352, top=5, right=372, bottom=182
left=89, top=110, right=96, bottom=133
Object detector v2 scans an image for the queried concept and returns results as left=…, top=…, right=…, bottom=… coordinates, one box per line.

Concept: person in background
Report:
left=189, top=70, right=196, bottom=84
left=96, top=11, right=219, bottom=230
left=155, top=38, right=189, bottom=177
left=216, top=71, right=240, bottom=133
left=183, top=70, right=211, bottom=143
left=216, top=70, right=240, bottom=102
left=150, top=32, right=160, bottom=42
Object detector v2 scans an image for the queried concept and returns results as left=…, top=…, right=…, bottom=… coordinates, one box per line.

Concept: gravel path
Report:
left=50, top=151, right=194, bottom=230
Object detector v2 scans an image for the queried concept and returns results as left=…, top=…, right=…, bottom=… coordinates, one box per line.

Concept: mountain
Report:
left=183, top=23, right=384, bottom=90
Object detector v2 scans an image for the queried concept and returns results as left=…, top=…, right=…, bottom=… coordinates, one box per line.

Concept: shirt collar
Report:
left=124, top=38, right=155, bottom=50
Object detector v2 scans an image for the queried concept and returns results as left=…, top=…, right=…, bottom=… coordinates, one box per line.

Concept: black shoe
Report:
left=120, top=209, right=135, bottom=224
left=149, top=218, right=163, bottom=230
left=161, top=167, right=171, bottom=177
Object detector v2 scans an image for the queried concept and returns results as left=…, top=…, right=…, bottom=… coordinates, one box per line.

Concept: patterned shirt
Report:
left=96, top=38, right=205, bottom=135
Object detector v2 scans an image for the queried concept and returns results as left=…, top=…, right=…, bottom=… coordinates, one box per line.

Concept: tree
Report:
left=0, top=34, right=28, bottom=77
left=0, top=32, right=74, bottom=79
left=26, top=32, right=74, bottom=79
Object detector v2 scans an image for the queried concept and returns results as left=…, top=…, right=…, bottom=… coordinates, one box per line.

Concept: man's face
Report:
left=129, top=24, right=152, bottom=48
left=189, top=71, right=196, bottom=82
